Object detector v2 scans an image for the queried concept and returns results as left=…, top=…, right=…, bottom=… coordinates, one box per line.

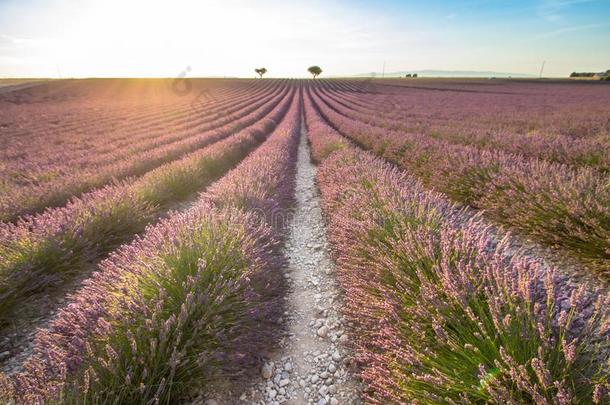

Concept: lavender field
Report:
left=0, top=78, right=609, bottom=404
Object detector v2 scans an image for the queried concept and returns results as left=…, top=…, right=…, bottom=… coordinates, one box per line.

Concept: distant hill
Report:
left=351, top=70, right=537, bottom=78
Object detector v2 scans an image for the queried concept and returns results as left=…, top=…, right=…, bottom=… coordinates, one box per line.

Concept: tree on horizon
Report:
left=255, top=67, right=267, bottom=78
left=308, top=66, right=322, bottom=79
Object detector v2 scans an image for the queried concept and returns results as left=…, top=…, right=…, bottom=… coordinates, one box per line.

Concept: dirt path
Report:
left=220, top=121, right=361, bottom=405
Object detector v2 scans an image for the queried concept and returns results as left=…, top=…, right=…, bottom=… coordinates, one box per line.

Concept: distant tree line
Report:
left=570, top=72, right=595, bottom=77
left=405, top=73, right=418, bottom=78
left=569, top=70, right=610, bottom=80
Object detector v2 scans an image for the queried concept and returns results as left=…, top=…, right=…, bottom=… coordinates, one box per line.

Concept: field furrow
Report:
left=0, top=85, right=294, bottom=344
left=0, top=84, right=302, bottom=404
left=0, top=80, right=273, bottom=167
left=303, top=89, right=610, bottom=404
left=307, top=84, right=610, bottom=273
left=0, top=79, right=259, bottom=143
left=0, top=82, right=290, bottom=221
left=315, top=83, right=610, bottom=171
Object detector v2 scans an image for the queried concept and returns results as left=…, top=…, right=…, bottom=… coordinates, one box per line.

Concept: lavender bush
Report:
left=306, top=101, right=610, bottom=403
left=0, top=91, right=293, bottom=322
left=302, top=89, right=348, bottom=163
left=0, top=81, right=288, bottom=222
left=308, top=86, right=610, bottom=272
left=0, top=79, right=273, bottom=183
left=0, top=87, right=301, bottom=403
left=316, top=78, right=610, bottom=171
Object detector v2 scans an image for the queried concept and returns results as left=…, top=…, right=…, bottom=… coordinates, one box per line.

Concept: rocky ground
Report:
left=242, top=123, right=361, bottom=405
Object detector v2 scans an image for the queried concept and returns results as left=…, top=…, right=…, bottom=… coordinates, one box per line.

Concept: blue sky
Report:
left=0, top=0, right=608, bottom=77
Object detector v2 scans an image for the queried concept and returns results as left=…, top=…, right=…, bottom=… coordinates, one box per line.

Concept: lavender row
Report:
left=0, top=81, right=280, bottom=213
left=203, top=85, right=301, bottom=216
left=55, top=82, right=282, bottom=180
left=309, top=87, right=610, bottom=272
left=321, top=78, right=610, bottom=141
left=302, top=90, right=349, bottom=163
left=315, top=83, right=610, bottom=171
left=0, top=88, right=301, bottom=403
left=305, top=104, right=610, bottom=403
left=324, top=82, right=610, bottom=170
left=0, top=78, right=255, bottom=146
left=0, top=83, right=289, bottom=222
left=0, top=81, right=282, bottom=197
left=0, top=80, right=277, bottom=176
left=42, top=81, right=277, bottom=169
left=0, top=89, right=293, bottom=324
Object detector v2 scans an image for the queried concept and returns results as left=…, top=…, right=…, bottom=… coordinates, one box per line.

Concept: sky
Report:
left=0, top=0, right=609, bottom=78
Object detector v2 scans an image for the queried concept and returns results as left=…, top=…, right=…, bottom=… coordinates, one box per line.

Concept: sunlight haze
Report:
left=1, top=0, right=609, bottom=78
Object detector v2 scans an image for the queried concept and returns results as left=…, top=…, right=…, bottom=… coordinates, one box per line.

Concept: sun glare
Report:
left=35, top=0, right=333, bottom=78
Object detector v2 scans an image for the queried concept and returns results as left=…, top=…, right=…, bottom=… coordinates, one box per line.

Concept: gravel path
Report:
left=212, top=121, right=361, bottom=405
